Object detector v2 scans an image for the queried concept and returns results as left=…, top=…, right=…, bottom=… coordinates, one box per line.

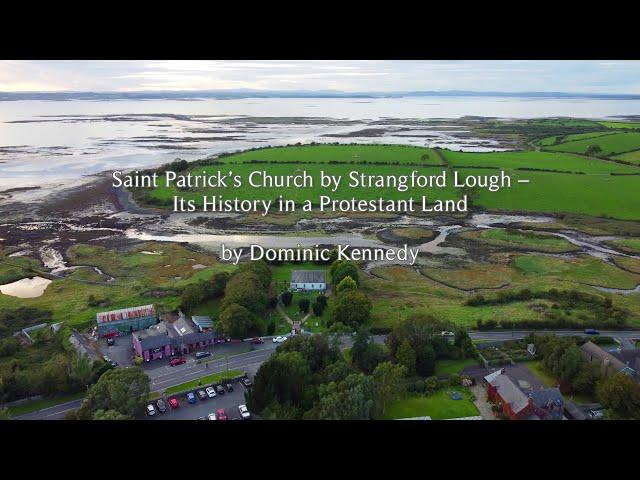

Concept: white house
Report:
left=290, top=270, right=326, bottom=291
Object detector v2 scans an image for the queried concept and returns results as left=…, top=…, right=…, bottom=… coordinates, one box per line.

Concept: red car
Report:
left=170, top=357, right=186, bottom=366
left=251, top=337, right=264, bottom=345
left=216, top=408, right=228, bottom=421
left=168, top=397, right=180, bottom=409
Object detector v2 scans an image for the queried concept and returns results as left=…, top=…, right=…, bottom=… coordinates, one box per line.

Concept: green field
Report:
left=607, top=238, right=640, bottom=255
left=383, top=389, right=479, bottom=420
left=138, top=144, right=640, bottom=220
left=599, top=121, right=640, bottom=130
left=434, top=358, right=479, bottom=376
left=537, top=131, right=617, bottom=147
left=0, top=252, right=43, bottom=284
left=461, top=228, right=580, bottom=253
left=611, top=150, right=640, bottom=165
left=544, top=132, right=640, bottom=157
left=0, top=242, right=234, bottom=331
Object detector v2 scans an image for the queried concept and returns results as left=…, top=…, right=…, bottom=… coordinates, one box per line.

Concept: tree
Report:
left=223, top=271, right=268, bottom=315
left=69, top=353, right=95, bottom=390
left=373, top=361, right=406, bottom=418
left=281, top=290, right=293, bottom=306
left=586, top=144, right=602, bottom=156
left=312, top=300, right=325, bottom=316
left=454, top=329, right=475, bottom=359
left=396, top=340, right=417, bottom=377
left=78, top=367, right=150, bottom=420
left=305, top=373, right=375, bottom=420
left=0, top=407, right=10, bottom=420
left=387, top=313, right=448, bottom=358
left=237, top=260, right=272, bottom=290
left=246, top=350, right=312, bottom=417
left=329, top=260, right=359, bottom=286
left=335, top=276, right=357, bottom=295
left=92, top=409, right=130, bottom=420
left=557, top=345, right=583, bottom=382
left=415, top=342, right=436, bottom=377
left=218, top=304, right=255, bottom=339
left=40, top=354, right=72, bottom=396
left=315, top=294, right=328, bottom=308
left=350, top=329, right=385, bottom=374
left=572, top=363, right=601, bottom=396
left=597, top=374, right=640, bottom=420
left=180, top=282, right=205, bottom=312
left=298, top=298, right=310, bottom=313
left=208, top=271, right=230, bottom=298
left=328, top=290, right=372, bottom=329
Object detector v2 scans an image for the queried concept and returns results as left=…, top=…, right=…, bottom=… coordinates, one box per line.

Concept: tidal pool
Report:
left=0, top=276, right=52, bottom=298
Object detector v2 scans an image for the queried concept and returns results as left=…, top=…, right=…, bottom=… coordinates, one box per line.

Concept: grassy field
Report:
left=164, top=370, right=243, bottom=395
left=599, top=121, right=640, bottom=130
left=434, top=358, right=479, bottom=376
left=544, top=132, right=640, bottom=157
left=0, top=242, right=234, bottom=331
left=383, top=389, right=479, bottom=420
left=611, top=150, right=640, bottom=165
left=460, top=228, right=580, bottom=253
left=137, top=144, right=640, bottom=221
left=0, top=252, right=43, bottom=284
left=389, top=227, right=434, bottom=242
left=525, top=360, right=597, bottom=404
left=606, top=238, right=640, bottom=255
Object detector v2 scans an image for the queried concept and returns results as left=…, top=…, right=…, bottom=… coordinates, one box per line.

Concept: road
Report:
left=14, top=329, right=639, bottom=420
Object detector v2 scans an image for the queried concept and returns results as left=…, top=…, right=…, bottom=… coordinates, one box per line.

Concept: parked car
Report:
left=441, top=331, right=455, bottom=337
left=197, top=390, right=207, bottom=401
left=168, top=397, right=180, bottom=409
left=215, top=384, right=225, bottom=395
left=251, top=337, right=264, bottom=345
left=205, top=386, right=217, bottom=398
left=110, top=361, right=118, bottom=368
left=106, top=337, right=115, bottom=346
left=241, top=377, right=253, bottom=388
left=195, top=351, right=211, bottom=360
left=186, top=392, right=197, bottom=404
left=584, top=328, right=600, bottom=335
left=146, top=404, right=157, bottom=416
left=207, top=413, right=217, bottom=420
left=170, top=357, right=186, bottom=366
left=156, top=399, right=167, bottom=413
left=273, top=336, right=287, bottom=343
left=238, top=404, right=251, bottom=420
left=198, top=416, right=206, bottom=420
left=226, top=383, right=234, bottom=392
left=216, top=408, right=228, bottom=421
left=102, top=355, right=111, bottom=362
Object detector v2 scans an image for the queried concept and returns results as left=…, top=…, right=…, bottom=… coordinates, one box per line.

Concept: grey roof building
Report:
left=580, top=341, right=637, bottom=378
left=291, top=270, right=326, bottom=284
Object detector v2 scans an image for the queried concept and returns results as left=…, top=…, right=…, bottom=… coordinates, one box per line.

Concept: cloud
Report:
left=0, top=60, right=639, bottom=93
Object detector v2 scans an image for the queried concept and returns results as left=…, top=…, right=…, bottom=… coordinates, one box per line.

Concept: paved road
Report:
left=14, top=329, right=639, bottom=420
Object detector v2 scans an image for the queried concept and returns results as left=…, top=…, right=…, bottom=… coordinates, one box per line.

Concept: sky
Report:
left=1, top=60, right=639, bottom=94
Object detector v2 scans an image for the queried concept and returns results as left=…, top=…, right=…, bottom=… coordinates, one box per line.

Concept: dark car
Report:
left=225, top=383, right=234, bottom=392
left=215, top=384, right=225, bottom=395
left=584, top=328, right=600, bottom=335
left=241, top=377, right=253, bottom=388
left=197, top=390, right=207, bottom=401
left=251, top=337, right=264, bottom=345
left=156, top=398, right=167, bottom=413
left=195, top=351, right=211, bottom=360
left=106, top=337, right=115, bottom=346
left=110, top=361, right=118, bottom=368
left=186, top=392, right=197, bottom=404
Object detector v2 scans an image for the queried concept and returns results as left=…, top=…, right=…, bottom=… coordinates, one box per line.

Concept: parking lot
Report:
left=146, top=380, right=252, bottom=421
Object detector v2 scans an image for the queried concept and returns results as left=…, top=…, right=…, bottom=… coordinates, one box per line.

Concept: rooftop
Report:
left=291, top=270, right=326, bottom=284
left=97, top=305, right=156, bottom=324
left=581, top=341, right=629, bottom=373
left=490, top=373, right=531, bottom=414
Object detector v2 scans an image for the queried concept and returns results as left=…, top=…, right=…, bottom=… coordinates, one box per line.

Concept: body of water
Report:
left=2, top=96, right=639, bottom=194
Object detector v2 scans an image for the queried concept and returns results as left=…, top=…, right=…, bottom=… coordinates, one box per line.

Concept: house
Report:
left=96, top=305, right=157, bottom=337
left=485, top=369, right=534, bottom=420
left=484, top=369, right=565, bottom=420
left=132, top=314, right=217, bottom=362
left=290, top=270, right=326, bottom=291
left=580, top=341, right=638, bottom=378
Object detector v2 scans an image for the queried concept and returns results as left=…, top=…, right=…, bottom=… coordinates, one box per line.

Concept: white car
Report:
left=146, top=404, right=156, bottom=416
left=205, top=386, right=217, bottom=398
left=207, top=413, right=217, bottom=420
left=441, top=331, right=455, bottom=337
left=273, top=336, right=288, bottom=343
left=238, top=404, right=251, bottom=420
